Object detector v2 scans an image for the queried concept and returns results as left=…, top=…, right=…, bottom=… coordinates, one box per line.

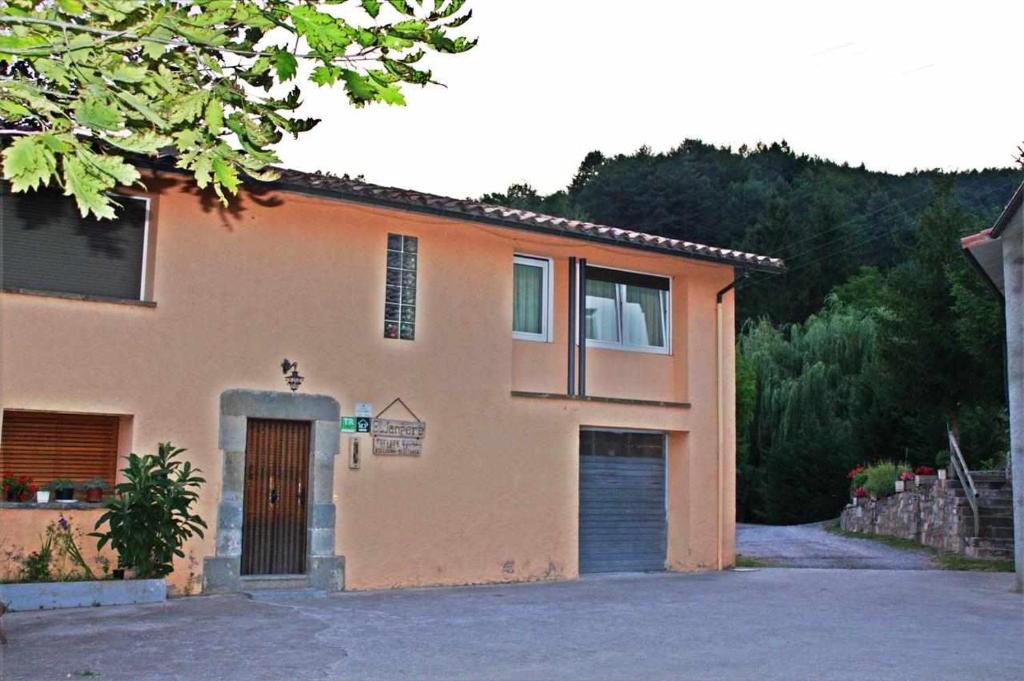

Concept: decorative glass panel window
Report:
left=513, top=255, right=552, bottom=341
left=384, top=234, right=417, bottom=340
left=584, top=266, right=670, bottom=353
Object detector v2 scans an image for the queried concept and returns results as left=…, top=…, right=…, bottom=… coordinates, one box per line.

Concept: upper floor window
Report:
left=1, top=184, right=149, bottom=301
left=384, top=233, right=418, bottom=340
left=585, top=265, right=670, bottom=353
left=513, top=255, right=552, bottom=342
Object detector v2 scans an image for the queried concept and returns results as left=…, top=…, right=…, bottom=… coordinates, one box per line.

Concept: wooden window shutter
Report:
left=0, top=411, right=119, bottom=485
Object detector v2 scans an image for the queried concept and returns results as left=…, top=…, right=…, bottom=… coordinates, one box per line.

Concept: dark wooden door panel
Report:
left=242, top=419, right=310, bottom=576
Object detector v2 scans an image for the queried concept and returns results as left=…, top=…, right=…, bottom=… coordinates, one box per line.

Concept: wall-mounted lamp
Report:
left=281, top=358, right=304, bottom=392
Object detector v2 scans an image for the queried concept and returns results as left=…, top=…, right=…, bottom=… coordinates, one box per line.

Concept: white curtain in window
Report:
left=623, top=285, right=665, bottom=347
left=513, top=262, right=544, bottom=334
left=585, top=280, right=619, bottom=342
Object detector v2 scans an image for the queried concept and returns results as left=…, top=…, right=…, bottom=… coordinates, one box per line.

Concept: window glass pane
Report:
left=384, top=233, right=417, bottom=340
left=623, top=285, right=666, bottom=347
left=585, top=279, right=619, bottom=342
left=2, top=184, right=147, bottom=300
left=513, top=262, right=544, bottom=334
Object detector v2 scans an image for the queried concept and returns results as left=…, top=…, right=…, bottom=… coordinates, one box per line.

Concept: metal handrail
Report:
left=947, top=426, right=980, bottom=536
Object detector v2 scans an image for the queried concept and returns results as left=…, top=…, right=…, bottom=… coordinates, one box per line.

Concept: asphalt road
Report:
left=2, top=569, right=1021, bottom=681
left=737, top=521, right=936, bottom=569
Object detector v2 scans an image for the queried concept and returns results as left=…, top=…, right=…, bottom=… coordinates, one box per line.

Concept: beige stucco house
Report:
left=0, top=165, right=782, bottom=594
left=962, top=182, right=1024, bottom=592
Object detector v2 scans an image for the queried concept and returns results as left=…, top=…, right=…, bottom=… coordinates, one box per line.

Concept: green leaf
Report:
left=110, top=65, right=149, bottom=83
left=1, top=135, right=57, bottom=192
left=272, top=49, right=298, bottom=81
left=205, top=98, right=224, bottom=136
left=84, top=150, right=140, bottom=186
left=112, top=90, right=168, bottom=127
left=387, top=0, right=415, bottom=15
left=168, top=91, right=208, bottom=125
left=62, top=155, right=117, bottom=219
left=56, top=0, right=84, bottom=14
left=74, top=96, right=124, bottom=131
left=212, top=157, right=241, bottom=200
left=107, top=131, right=174, bottom=155
left=362, top=0, right=381, bottom=18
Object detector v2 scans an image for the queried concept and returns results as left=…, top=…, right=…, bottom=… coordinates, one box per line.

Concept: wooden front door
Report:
left=242, top=419, right=310, bottom=575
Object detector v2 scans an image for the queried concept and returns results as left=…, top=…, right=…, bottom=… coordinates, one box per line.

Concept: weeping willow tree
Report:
left=737, top=299, right=886, bottom=524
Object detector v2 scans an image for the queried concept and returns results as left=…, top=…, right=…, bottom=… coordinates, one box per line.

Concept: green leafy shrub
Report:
left=862, top=461, right=911, bottom=498
left=93, top=443, right=206, bottom=579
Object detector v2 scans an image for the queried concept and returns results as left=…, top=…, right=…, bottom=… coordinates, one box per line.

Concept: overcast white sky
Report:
left=276, top=0, right=1023, bottom=199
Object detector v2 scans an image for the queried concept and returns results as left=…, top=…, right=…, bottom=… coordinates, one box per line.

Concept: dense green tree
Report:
left=0, top=0, right=474, bottom=217
left=879, top=185, right=1007, bottom=465
left=738, top=302, right=884, bottom=523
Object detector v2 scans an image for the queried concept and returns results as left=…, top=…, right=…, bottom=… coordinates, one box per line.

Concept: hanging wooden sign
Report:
left=372, top=398, right=425, bottom=457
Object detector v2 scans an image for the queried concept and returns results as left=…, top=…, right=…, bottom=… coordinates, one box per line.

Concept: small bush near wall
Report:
left=92, top=442, right=206, bottom=579
left=1, top=515, right=109, bottom=584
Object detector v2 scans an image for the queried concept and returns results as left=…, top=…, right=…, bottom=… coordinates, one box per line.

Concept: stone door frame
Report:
left=203, top=389, right=343, bottom=593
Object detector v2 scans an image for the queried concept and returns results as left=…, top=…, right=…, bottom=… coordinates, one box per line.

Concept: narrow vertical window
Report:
left=384, top=234, right=417, bottom=340
left=513, top=255, right=551, bottom=341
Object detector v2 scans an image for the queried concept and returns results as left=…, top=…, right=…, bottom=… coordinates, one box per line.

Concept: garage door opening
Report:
left=579, top=429, right=667, bottom=574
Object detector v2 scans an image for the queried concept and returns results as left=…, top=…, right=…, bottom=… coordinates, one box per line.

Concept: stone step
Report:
left=978, top=526, right=1016, bottom=539
left=243, top=588, right=328, bottom=603
left=964, top=537, right=1015, bottom=559
left=239, top=574, right=311, bottom=591
left=968, top=471, right=1010, bottom=481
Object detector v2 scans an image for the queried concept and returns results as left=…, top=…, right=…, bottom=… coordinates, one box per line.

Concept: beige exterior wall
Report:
left=0, top=173, right=737, bottom=592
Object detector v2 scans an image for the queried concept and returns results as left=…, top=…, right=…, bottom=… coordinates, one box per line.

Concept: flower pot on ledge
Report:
left=895, top=480, right=905, bottom=493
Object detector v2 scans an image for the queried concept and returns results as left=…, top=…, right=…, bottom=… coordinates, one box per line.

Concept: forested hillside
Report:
left=482, top=140, right=1022, bottom=523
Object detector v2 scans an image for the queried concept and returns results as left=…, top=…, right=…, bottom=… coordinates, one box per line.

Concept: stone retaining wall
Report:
left=840, top=478, right=972, bottom=554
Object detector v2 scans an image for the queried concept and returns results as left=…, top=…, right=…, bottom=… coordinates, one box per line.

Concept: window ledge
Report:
left=2, top=287, right=156, bottom=308
left=511, top=390, right=690, bottom=409
left=0, top=501, right=104, bottom=510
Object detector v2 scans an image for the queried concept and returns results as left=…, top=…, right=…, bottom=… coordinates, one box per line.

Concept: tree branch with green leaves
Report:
left=0, top=0, right=474, bottom=218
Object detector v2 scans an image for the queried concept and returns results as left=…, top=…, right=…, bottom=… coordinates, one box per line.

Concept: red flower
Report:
left=915, top=466, right=936, bottom=476
left=899, top=471, right=914, bottom=482
left=847, top=465, right=866, bottom=480
left=853, top=487, right=869, bottom=498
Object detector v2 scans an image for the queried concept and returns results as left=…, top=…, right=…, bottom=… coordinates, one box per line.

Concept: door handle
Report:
left=297, top=482, right=304, bottom=506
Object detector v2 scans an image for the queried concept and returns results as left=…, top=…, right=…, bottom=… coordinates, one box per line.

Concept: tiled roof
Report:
left=265, top=168, right=785, bottom=272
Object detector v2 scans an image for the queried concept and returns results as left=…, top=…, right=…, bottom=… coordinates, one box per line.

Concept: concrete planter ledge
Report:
left=0, top=579, right=166, bottom=611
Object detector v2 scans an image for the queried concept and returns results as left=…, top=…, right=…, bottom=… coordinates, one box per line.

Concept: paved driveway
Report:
left=2, top=569, right=1021, bottom=681
left=737, top=522, right=936, bottom=569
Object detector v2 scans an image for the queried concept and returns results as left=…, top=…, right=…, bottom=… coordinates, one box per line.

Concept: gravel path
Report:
left=737, top=521, right=938, bottom=569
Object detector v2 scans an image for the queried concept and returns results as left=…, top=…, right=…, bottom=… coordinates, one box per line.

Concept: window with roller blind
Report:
left=1, top=183, right=150, bottom=301
left=0, top=411, right=120, bottom=485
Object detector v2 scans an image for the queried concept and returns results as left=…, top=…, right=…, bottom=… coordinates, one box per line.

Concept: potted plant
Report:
left=896, top=470, right=914, bottom=493
left=852, top=487, right=868, bottom=505
left=2, top=471, right=38, bottom=502
left=914, top=465, right=936, bottom=485
left=48, top=478, right=76, bottom=502
left=36, top=487, right=51, bottom=503
left=83, top=477, right=110, bottom=503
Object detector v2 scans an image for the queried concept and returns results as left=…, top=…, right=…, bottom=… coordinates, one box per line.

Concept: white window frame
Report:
left=513, top=254, right=553, bottom=342
left=582, top=264, right=672, bottom=355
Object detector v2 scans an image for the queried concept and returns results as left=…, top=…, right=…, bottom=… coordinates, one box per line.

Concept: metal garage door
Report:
left=579, top=429, right=667, bottom=573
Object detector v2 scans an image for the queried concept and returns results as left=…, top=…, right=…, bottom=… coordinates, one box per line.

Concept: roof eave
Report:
left=261, top=177, right=786, bottom=274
